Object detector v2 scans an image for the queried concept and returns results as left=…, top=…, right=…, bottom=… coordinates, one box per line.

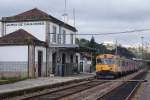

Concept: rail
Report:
left=22, top=80, right=105, bottom=100
left=3, top=69, right=147, bottom=100
left=98, top=70, right=148, bottom=100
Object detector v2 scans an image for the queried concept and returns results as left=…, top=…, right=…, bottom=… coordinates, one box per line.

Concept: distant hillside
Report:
left=76, top=37, right=136, bottom=59
left=111, top=46, right=136, bottom=59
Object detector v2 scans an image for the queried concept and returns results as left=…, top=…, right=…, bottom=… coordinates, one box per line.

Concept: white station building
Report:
left=0, top=8, right=80, bottom=78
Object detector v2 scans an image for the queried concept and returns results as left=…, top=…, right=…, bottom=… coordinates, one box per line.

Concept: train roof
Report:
left=96, top=54, right=114, bottom=59
left=96, top=54, right=134, bottom=60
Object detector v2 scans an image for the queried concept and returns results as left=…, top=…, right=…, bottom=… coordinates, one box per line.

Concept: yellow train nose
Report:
left=102, top=67, right=112, bottom=70
left=101, top=65, right=112, bottom=71
left=96, top=64, right=114, bottom=72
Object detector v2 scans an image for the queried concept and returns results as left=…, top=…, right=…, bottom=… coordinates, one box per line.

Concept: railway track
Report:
left=6, top=69, right=147, bottom=100
left=98, top=70, right=147, bottom=100
left=23, top=80, right=105, bottom=100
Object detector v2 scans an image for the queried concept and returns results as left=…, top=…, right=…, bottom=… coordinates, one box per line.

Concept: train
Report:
left=96, top=54, right=144, bottom=78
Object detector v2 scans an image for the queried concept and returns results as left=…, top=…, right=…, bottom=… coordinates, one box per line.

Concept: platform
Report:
left=0, top=73, right=95, bottom=95
left=140, top=71, right=150, bottom=100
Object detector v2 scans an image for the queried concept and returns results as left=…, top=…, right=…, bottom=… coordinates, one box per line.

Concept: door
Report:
left=52, top=53, right=56, bottom=74
left=75, top=56, right=79, bottom=73
left=38, top=51, right=43, bottom=77
left=62, top=53, right=66, bottom=76
left=62, top=53, right=66, bottom=64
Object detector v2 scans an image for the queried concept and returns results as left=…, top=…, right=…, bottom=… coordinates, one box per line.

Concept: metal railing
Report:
left=55, top=63, right=79, bottom=76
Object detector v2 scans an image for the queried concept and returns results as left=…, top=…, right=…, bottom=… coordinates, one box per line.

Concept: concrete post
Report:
left=46, top=48, right=53, bottom=76
left=28, top=45, right=35, bottom=78
left=1, top=22, right=5, bottom=37
left=45, top=21, right=50, bottom=45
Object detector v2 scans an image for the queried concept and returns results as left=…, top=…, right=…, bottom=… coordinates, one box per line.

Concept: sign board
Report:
left=6, top=22, right=45, bottom=27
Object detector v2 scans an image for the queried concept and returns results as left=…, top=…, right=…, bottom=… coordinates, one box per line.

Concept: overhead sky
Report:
left=0, top=0, right=150, bottom=47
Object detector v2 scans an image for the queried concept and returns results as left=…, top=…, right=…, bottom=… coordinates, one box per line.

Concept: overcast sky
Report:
left=0, top=0, right=150, bottom=47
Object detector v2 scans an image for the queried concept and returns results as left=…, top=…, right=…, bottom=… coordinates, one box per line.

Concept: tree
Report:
left=111, top=46, right=136, bottom=59
left=75, top=38, right=89, bottom=47
left=89, top=36, right=96, bottom=48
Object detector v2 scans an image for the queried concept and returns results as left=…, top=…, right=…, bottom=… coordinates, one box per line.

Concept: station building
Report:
left=0, top=8, right=80, bottom=78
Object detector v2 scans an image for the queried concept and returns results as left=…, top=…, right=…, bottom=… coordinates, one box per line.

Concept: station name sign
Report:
left=6, top=22, right=45, bottom=26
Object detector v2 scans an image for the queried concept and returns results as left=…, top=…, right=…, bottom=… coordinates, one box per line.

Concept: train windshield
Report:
left=97, top=58, right=113, bottom=64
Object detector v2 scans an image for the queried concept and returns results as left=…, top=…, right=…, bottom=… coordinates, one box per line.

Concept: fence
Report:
left=55, top=63, right=79, bottom=76
left=0, top=62, right=28, bottom=78
left=0, top=61, right=79, bottom=78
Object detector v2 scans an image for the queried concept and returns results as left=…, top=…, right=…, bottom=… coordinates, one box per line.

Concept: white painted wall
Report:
left=82, top=58, right=91, bottom=72
left=5, top=21, right=46, bottom=41
left=48, top=21, right=75, bottom=45
left=49, top=22, right=59, bottom=44
left=66, top=54, right=69, bottom=63
left=4, top=21, right=76, bottom=45
left=60, top=27, right=75, bottom=44
left=0, top=46, right=28, bottom=61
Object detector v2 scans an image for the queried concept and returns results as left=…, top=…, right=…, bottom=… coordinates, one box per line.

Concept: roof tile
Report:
left=2, top=8, right=77, bottom=32
left=0, top=29, right=45, bottom=45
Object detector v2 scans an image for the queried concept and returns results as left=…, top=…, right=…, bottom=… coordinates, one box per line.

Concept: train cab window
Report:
left=106, top=59, right=113, bottom=64
left=97, top=58, right=113, bottom=64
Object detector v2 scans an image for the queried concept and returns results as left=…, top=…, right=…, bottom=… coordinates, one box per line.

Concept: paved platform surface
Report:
left=140, top=71, right=150, bottom=100
left=0, top=73, right=95, bottom=94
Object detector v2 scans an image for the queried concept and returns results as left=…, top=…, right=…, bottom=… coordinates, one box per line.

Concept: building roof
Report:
left=2, top=8, right=77, bottom=32
left=0, top=29, right=46, bottom=46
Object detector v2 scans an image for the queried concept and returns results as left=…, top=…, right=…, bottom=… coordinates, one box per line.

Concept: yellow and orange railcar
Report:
left=96, top=54, right=139, bottom=78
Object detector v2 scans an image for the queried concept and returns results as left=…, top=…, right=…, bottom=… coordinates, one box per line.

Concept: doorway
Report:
left=52, top=53, right=56, bottom=74
left=62, top=53, right=66, bottom=76
left=38, top=51, right=43, bottom=77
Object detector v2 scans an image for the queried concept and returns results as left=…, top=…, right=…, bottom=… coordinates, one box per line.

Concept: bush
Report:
left=0, top=77, right=27, bottom=85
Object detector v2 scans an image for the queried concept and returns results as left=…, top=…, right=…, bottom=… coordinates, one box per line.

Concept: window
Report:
left=96, top=58, right=113, bottom=64
left=62, top=30, right=66, bottom=44
left=57, top=34, right=61, bottom=44
left=52, top=26, right=57, bottom=42
left=70, top=33, right=73, bottom=44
